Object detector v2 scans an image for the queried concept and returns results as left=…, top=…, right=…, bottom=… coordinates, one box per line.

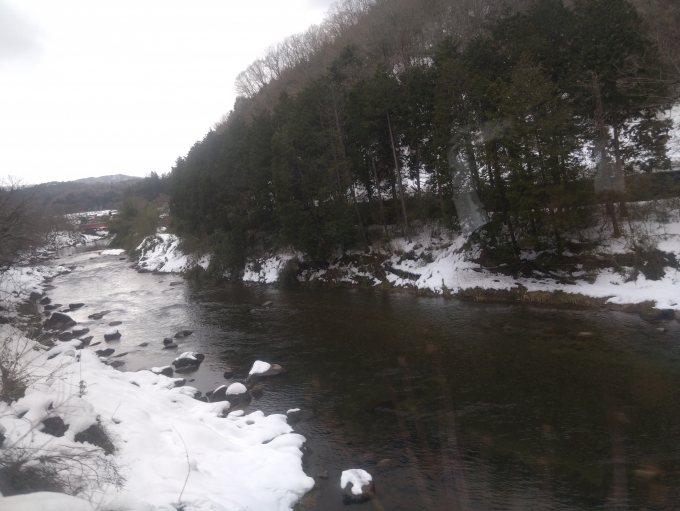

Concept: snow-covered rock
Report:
left=341, top=469, right=375, bottom=503
left=227, top=382, right=247, bottom=395
left=249, top=360, right=271, bottom=375
left=172, top=351, right=204, bottom=370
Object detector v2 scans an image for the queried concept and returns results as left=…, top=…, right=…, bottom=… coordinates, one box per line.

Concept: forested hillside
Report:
left=166, top=0, right=679, bottom=278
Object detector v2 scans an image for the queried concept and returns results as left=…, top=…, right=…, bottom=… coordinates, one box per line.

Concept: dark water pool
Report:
left=46, top=248, right=680, bottom=510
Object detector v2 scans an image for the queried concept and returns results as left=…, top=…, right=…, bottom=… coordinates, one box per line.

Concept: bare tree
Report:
left=0, top=178, right=48, bottom=272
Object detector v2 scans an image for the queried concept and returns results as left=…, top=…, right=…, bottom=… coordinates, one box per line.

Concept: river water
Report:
left=48, top=244, right=680, bottom=510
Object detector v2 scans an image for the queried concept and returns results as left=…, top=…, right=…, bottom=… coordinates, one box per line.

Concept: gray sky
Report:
left=0, top=0, right=334, bottom=185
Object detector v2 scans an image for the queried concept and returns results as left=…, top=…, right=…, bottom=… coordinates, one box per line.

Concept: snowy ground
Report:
left=0, top=325, right=314, bottom=510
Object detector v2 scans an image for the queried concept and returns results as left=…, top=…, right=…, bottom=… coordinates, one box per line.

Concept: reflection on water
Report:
left=47, top=251, right=680, bottom=510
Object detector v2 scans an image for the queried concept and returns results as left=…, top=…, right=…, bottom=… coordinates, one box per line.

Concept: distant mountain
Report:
left=70, top=174, right=141, bottom=185
left=16, top=175, right=142, bottom=215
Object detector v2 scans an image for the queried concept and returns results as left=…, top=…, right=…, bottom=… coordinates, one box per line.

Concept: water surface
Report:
left=47, top=248, right=680, bottom=510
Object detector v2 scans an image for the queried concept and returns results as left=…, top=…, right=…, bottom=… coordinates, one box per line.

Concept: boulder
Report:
left=44, top=304, right=59, bottom=311
left=110, top=360, right=125, bottom=369
left=69, top=303, right=85, bottom=310
left=151, top=366, right=174, bottom=377
left=88, top=310, right=111, bottom=320
left=45, top=312, right=74, bottom=330
left=80, top=336, right=93, bottom=345
left=163, top=338, right=175, bottom=346
left=163, top=342, right=178, bottom=349
left=246, top=361, right=285, bottom=382
left=341, top=469, right=375, bottom=504
left=223, top=367, right=234, bottom=379
left=57, top=331, right=74, bottom=341
left=104, top=329, right=121, bottom=341
left=39, top=297, right=51, bottom=305
left=174, top=329, right=194, bottom=339
left=138, top=342, right=149, bottom=347
left=640, top=309, right=664, bottom=321
left=251, top=384, right=264, bottom=399
left=286, top=408, right=313, bottom=425
left=29, top=291, right=42, bottom=302
left=72, top=327, right=89, bottom=337
left=42, top=416, right=69, bottom=437
left=172, top=352, right=205, bottom=371
left=95, top=348, right=115, bottom=357
left=209, top=382, right=251, bottom=406
left=108, top=321, right=122, bottom=326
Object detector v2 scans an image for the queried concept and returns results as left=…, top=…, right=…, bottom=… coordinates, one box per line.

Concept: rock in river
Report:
left=45, top=312, right=75, bottom=330
left=246, top=360, right=285, bottom=382
left=72, top=327, right=89, bottom=337
left=172, top=352, right=205, bottom=372
left=104, top=329, right=121, bottom=341
left=174, top=330, right=193, bottom=339
left=151, top=366, right=174, bottom=377
left=95, top=348, right=115, bottom=357
left=341, top=469, right=375, bottom=504
left=209, top=382, right=251, bottom=406
left=286, top=408, right=312, bottom=425
left=69, top=303, right=85, bottom=310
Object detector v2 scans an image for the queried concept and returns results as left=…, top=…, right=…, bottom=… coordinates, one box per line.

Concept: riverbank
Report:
left=0, top=251, right=315, bottom=510
left=131, top=201, right=680, bottom=313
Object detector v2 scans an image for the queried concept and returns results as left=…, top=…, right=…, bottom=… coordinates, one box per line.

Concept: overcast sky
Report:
left=0, top=0, right=334, bottom=185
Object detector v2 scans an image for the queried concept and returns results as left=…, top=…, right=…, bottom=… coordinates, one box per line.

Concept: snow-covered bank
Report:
left=0, top=325, right=314, bottom=510
left=131, top=202, right=680, bottom=311
left=0, top=265, right=70, bottom=312
left=135, top=234, right=208, bottom=273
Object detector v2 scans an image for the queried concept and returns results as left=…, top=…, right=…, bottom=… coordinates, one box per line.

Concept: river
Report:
left=47, top=244, right=680, bottom=510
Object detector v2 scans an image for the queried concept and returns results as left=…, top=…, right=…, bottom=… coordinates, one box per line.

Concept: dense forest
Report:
left=134, top=0, right=678, bottom=278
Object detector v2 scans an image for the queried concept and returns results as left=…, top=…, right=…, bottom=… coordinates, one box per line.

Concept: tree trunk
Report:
left=387, top=110, right=411, bottom=242
left=593, top=74, right=621, bottom=237
left=330, top=86, right=368, bottom=248
left=372, top=156, right=389, bottom=238
left=613, top=125, right=628, bottom=218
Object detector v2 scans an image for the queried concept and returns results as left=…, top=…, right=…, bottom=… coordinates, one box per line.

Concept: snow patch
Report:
left=249, top=360, right=271, bottom=375
left=341, top=469, right=373, bottom=495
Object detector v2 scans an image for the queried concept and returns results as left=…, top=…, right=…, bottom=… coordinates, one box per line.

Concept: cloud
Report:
left=305, top=0, right=336, bottom=11
left=0, top=0, right=43, bottom=64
